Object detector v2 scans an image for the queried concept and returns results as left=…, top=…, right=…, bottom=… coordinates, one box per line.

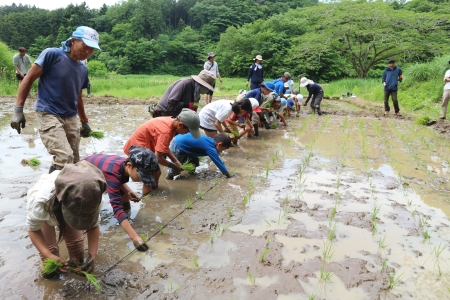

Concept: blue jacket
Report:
left=247, top=63, right=264, bottom=84
left=173, top=133, right=228, bottom=174
left=382, top=66, right=402, bottom=91
left=245, top=88, right=263, bottom=104
left=272, top=78, right=285, bottom=95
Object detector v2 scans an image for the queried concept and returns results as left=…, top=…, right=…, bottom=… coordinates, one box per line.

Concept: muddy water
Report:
left=1, top=97, right=450, bottom=299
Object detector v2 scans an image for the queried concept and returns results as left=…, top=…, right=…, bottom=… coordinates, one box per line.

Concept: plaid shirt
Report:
left=84, top=154, right=129, bottom=224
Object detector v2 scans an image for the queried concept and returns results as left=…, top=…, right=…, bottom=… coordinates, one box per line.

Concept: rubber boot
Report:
left=49, top=165, right=57, bottom=174
left=264, top=121, right=271, bottom=130
left=253, top=124, right=259, bottom=137
left=317, top=107, right=322, bottom=116
left=311, top=107, right=316, bottom=115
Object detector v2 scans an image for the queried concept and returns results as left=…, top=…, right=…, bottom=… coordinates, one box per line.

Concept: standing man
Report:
left=246, top=55, right=264, bottom=90
left=439, top=61, right=450, bottom=120
left=150, top=70, right=215, bottom=118
left=382, top=58, right=403, bottom=116
left=204, top=52, right=222, bottom=104
left=10, top=26, right=101, bottom=173
left=13, top=47, right=32, bottom=88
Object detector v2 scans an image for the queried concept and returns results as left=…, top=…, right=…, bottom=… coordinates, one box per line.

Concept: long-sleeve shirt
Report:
left=245, top=88, right=263, bottom=105
left=173, top=133, right=228, bottom=174
left=247, top=63, right=264, bottom=84
left=158, top=78, right=197, bottom=117
left=305, top=83, right=323, bottom=103
left=382, top=66, right=403, bottom=91
left=204, top=61, right=220, bottom=79
left=83, top=154, right=130, bottom=224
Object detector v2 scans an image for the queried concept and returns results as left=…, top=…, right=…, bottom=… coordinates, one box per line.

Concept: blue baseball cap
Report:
left=260, top=82, right=275, bottom=92
left=72, top=26, right=101, bottom=50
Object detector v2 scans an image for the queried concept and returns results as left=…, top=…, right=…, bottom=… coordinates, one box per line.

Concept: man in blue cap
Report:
left=10, top=26, right=101, bottom=174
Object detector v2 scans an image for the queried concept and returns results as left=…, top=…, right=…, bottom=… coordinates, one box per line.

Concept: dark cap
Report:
left=55, top=161, right=106, bottom=231
left=388, top=59, right=396, bottom=64
left=129, top=146, right=160, bottom=186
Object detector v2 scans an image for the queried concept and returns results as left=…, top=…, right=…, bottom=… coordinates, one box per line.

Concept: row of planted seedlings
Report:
left=384, top=120, right=449, bottom=281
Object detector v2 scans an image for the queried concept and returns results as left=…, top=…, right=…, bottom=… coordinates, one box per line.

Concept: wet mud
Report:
left=1, top=96, right=450, bottom=299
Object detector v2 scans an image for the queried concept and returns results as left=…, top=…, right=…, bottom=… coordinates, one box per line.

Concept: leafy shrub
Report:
left=87, top=60, right=108, bottom=78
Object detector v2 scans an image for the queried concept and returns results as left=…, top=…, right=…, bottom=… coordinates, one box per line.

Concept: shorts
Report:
left=200, top=125, right=217, bottom=133
left=287, top=99, right=295, bottom=110
left=206, top=82, right=216, bottom=96
left=16, top=73, right=26, bottom=80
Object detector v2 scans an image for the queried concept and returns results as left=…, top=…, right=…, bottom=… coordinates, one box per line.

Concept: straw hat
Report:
left=300, top=77, right=314, bottom=87
left=192, top=70, right=215, bottom=91
left=254, top=55, right=263, bottom=61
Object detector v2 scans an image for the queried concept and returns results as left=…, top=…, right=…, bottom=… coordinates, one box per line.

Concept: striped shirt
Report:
left=83, top=154, right=129, bottom=224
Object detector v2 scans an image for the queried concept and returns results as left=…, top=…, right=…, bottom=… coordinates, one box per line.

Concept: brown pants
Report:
left=442, top=89, right=450, bottom=117
left=36, top=112, right=80, bottom=169
left=39, top=221, right=84, bottom=261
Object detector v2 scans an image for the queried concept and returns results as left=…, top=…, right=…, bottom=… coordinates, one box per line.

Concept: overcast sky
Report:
left=0, top=0, right=122, bottom=10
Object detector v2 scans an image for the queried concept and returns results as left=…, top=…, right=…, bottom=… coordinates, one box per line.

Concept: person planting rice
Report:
left=225, top=102, right=254, bottom=144
left=301, top=77, right=324, bottom=116
left=261, top=94, right=288, bottom=127
left=26, top=161, right=106, bottom=279
left=286, top=89, right=303, bottom=117
left=167, top=133, right=232, bottom=179
left=124, top=109, right=201, bottom=195
left=149, top=70, right=215, bottom=118
left=10, top=26, right=101, bottom=174
left=237, top=83, right=275, bottom=130
left=198, top=99, right=253, bottom=138
left=84, top=146, right=159, bottom=252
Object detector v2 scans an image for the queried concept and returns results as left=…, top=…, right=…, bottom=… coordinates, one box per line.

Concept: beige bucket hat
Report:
left=254, top=55, right=263, bottom=61
left=192, top=70, right=215, bottom=91
left=300, top=77, right=314, bottom=87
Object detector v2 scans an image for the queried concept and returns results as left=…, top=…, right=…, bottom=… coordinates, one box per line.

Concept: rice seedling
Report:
left=433, top=243, right=446, bottom=260
left=259, top=248, right=270, bottom=262
left=265, top=163, right=270, bottom=178
left=329, top=206, right=337, bottom=222
left=372, top=221, right=378, bottom=236
left=227, top=206, right=234, bottom=217
left=213, top=178, right=220, bottom=186
left=371, top=205, right=380, bottom=222
left=319, top=265, right=334, bottom=284
left=271, top=123, right=278, bottom=129
left=231, top=130, right=240, bottom=137
left=242, top=194, right=249, bottom=206
left=191, top=256, right=199, bottom=267
left=42, top=258, right=63, bottom=275
left=308, top=294, right=316, bottom=300
left=89, top=130, right=105, bottom=139
left=415, top=116, right=431, bottom=126
left=423, top=230, right=430, bottom=241
left=210, top=232, right=215, bottom=243
left=284, top=195, right=290, bottom=205
left=246, top=150, right=253, bottom=159
left=28, top=157, right=41, bottom=167
left=185, top=196, right=193, bottom=209
left=197, top=189, right=205, bottom=199
left=388, top=271, right=403, bottom=289
left=139, top=232, right=149, bottom=242
left=82, top=272, right=102, bottom=292
left=381, top=259, right=387, bottom=272
left=264, top=219, right=271, bottom=226
left=167, top=280, right=181, bottom=293
left=378, top=234, right=388, bottom=251
left=266, top=234, right=272, bottom=246
left=419, top=215, right=428, bottom=229
left=322, top=242, right=334, bottom=263
left=193, top=102, right=202, bottom=108
left=181, top=160, right=196, bottom=172
left=157, top=225, right=164, bottom=235
left=247, top=270, right=256, bottom=284
left=407, top=199, right=412, bottom=207
left=327, top=222, right=337, bottom=241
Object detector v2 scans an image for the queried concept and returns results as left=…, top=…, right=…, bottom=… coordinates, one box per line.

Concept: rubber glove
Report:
left=11, top=106, right=26, bottom=134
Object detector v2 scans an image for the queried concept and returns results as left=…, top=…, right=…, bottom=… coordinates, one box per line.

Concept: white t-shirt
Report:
left=204, top=61, right=220, bottom=79
left=444, top=70, right=450, bottom=90
left=199, top=100, right=234, bottom=130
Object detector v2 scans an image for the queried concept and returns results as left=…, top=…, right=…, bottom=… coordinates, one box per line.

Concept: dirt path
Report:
left=0, top=97, right=450, bottom=299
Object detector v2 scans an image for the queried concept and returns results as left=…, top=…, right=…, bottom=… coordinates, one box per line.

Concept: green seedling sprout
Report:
left=227, top=206, right=234, bottom=217
left=265, top=163, right=270, bottom=178
left=213, top=178, right=220, bottom=186
left=28, top=157, right=41, bottom=167
left=381, top=259, right=387, bottom=272
left=139, top=232, right=149, bottom=242
left=308, top=294, right=316, bottom=300
left=82, top=272, right=102, bottom=292
left=322, top=242, right=334, bottom=263
left=266, top=234, right=272, bottom=246
left=264, top=219, right=271, bottom=226
left=433, top=243, right=446, bottom=260
left=210, top=232, right=215, bottom=243
left=167, top=280, right=181, bottom=293
left=193, top=102, right=203, bottom=108
left=157, top=224, right=164, bottom=235
left=271, top=123, right=278, bottom=129
left=185, top=195, right=193, bottom=209
left=423, top=230, right=430, bottom=241
left=372, top=221, right=378, bottom=236
left=371, top=205, right=380, bottom=222
left=329, top=206, right=337, bottom=222
left=259, top=248, right=270, bottom=262
left=319, top=265, right=333, bottom=284
left=378, top=234, right=388, bottom=251
left=247, top=270, right=256, bottom=284
left=231, top=130, right=240, bottom=137
left=419, top=215, right=428, bottom=229
left=89, top=130, right=105, bottom=139
left=42, top=258, right=63, bottom=275
left=388, top=271, right=403, bottom=289
left=181, top=160, right=196, bottom=172
left=242, top=194, right=249, bottom=206
left=191, top=256, right=199, bottom=267
left=197, top=189, right=205, bottom=199
left=328, top=222, right=336, bottom=241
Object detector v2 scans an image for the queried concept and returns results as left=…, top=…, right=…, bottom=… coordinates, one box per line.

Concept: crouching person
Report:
left=84, top=146, right=159, bottom=252
left=167, top=133, right=232, bottom=179
left=26, top=161, right=106, bottom=279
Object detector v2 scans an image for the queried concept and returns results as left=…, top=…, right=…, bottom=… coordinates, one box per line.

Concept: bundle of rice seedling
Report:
left=89, top=131, right=105, bottom=139
left=231, top=130, right=240, bottom=137
left=181, top=160, right=196, bottom=172
left=82, top=272, right=102, bottom=292
left=193, top=102, right=203, bottom=108
left=415, top=116, right=431, bottom=126
left=42, top=258, right=63, bottom=275
left=28, top=157, right=41, bottom=167
left=271, top=123, right=278, bottom=129
left=263, top=103, right=272, bottom=108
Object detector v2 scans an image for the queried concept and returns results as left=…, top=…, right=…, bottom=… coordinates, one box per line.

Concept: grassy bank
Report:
left=325, top=56, right=450, bottom=118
